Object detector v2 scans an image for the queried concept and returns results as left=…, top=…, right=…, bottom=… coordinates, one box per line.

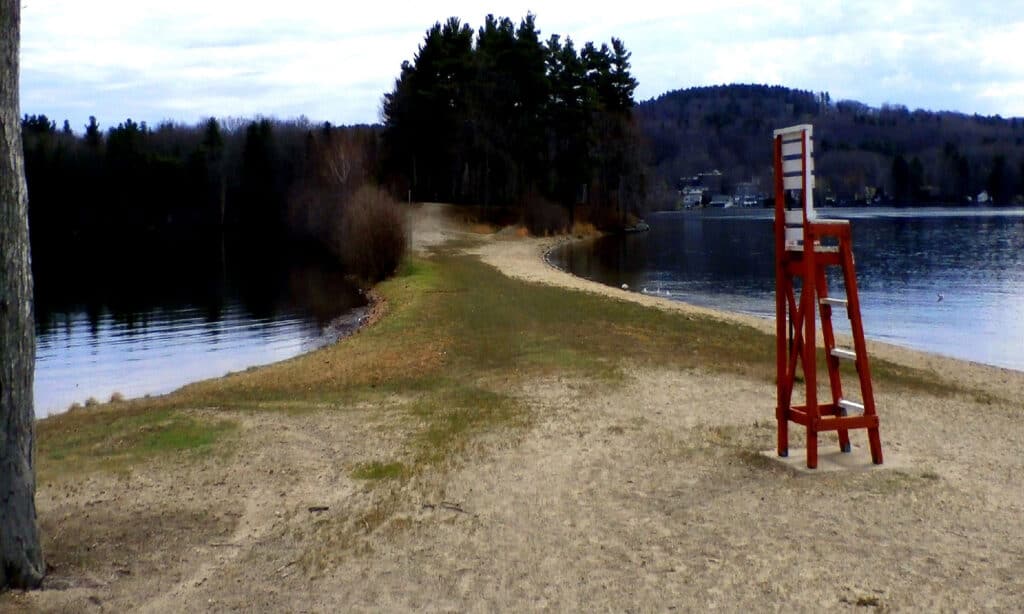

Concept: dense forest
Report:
left=382, top=14, right=643, bottom=231
left=639, top=84, right=1024, bottom=207
left=22, top=114, right=376, bottom=237
left=20, top=113, right=409, bottom=280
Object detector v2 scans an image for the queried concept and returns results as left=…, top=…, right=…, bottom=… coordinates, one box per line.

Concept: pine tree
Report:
left=382, top=14, right=641, bottom=227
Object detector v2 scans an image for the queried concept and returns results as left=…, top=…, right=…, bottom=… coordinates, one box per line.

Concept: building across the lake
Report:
left=733, top=178, right=764, bottom=207
left=681, top=187, right=705, bottom=208
left=708, top=194, right=735, bottom=208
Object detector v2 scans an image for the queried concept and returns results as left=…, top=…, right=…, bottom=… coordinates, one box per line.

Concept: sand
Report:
left=5, top=203, right=1023, bottom=612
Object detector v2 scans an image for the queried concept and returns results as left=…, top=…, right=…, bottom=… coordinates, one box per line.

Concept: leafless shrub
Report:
left=571, top=221, right=599, bottom=237
left=522, top=192, right=569, bottom=236
left=334, top=185, right=407, bottom=283
left=287, top=129, right=406, bottom=281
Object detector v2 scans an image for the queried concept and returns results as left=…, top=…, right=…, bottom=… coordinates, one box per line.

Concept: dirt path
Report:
left=6, top=203, right=1024, bottom=611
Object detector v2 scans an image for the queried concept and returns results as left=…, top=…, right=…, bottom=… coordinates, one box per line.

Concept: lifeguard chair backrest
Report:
left=773, top=124, right=814, bottom=251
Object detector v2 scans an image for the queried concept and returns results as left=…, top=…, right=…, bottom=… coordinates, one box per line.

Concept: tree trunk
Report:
left=1, top=0, right=45, bottom=590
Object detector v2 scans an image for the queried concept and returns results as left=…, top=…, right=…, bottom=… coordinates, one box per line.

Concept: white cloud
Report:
left=18, top=1, right=1024, bottom=128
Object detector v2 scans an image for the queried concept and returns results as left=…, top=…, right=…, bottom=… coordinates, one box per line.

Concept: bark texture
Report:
left=1, top=0, right=45, bottom=590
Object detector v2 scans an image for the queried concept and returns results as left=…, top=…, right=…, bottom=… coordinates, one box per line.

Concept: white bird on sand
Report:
left=621, top=283, right=629, bottom=290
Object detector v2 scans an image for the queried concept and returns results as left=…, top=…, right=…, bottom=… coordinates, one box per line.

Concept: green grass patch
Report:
left=428, top=254, right=778, bottom=380
left=869, top=358, right=964, bottom=396
left=138, top=417, right=227, bottom=453
left=351, top=461, right=408, bottom=480
left=407, top=383, right=524, bottom=466
left=37, top=406, right=236, bottom=482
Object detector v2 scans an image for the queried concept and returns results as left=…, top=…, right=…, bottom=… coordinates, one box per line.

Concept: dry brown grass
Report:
left=571, top=221, right=599, bottom=237
left=468, top=222, right=498, bottom=234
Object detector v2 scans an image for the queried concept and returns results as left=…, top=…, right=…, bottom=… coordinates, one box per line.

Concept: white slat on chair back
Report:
left=773, top=124, right=815, bottom=250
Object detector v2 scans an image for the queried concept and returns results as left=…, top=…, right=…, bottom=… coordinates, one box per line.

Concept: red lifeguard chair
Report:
left=773, top=124, right=883, bottom=469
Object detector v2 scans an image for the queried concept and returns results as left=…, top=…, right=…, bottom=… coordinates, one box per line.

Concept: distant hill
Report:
left=637, top=84, right=1024, bottom=207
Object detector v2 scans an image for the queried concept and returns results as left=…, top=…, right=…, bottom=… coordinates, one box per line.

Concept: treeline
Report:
left=24, top=12, right=646, bottom=276
left=22, top=114, right=405, bottom=281
left=639, top=84, right=1024, bottom=205
left=382, top=14, right=644, bottom=231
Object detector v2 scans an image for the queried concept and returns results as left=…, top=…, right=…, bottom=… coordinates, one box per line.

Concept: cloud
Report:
left=18, top=1, right=1024, bottom=129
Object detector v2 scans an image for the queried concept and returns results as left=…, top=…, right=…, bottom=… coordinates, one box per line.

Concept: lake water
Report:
left=551, top=207, right=1024, bottom=371
left=33, top=236, right=366, bottom=418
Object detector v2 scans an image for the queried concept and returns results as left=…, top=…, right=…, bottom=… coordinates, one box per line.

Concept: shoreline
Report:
left=469, top=225, right=1024, bottom=397
left=34, top=296, right=378, bottom=421
left=550, top=240, right=1024, bottom=374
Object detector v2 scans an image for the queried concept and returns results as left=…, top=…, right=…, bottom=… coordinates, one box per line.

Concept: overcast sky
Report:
left=20, top=1, right=1024, bottom=132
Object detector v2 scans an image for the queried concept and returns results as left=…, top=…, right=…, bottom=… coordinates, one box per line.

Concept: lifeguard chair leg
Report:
left=868, top=428, right=883, bottom=464
left=838, top=235, right=883, bottom=465
left=774, top=133, right=790, bottom=458
left=801, top=262, right=819, bottom=469
left=776, top=258, right=789, bottom=457
left=776, top=407, right=789, bottom=457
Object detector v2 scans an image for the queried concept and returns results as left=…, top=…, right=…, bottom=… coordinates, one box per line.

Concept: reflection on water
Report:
left=551, top=207, right=1024, bottom=371
left=33, top=235, right=366, bottom=417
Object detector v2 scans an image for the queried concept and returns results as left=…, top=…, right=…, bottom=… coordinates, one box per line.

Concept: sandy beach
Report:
left=5, top=203, right=1023, bottom=612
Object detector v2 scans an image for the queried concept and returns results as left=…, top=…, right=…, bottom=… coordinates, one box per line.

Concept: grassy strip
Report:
left=36, top=247, right=966, bottom=482
left=37, top=406, right=236, bottom=482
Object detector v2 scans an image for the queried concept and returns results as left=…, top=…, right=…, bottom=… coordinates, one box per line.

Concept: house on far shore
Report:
left=733, top=179, right=763, bottom=208
left=681, top=187, right=705, bottom=209
left=680, top=170, right=725, bottom=194
left=708, top=194, right=735, bottom=208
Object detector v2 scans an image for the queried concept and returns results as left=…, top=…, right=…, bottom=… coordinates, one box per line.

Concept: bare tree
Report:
left=1, top=0, right=45, bottom=590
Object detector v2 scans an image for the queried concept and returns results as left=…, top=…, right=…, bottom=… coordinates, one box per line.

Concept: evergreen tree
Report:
left=608, top=38, right=638, bottom=113
left=891, top=154, right=911, bottom=202
left=200, top=118, right=226, bottom=225
left=84, top=115, right=102, bottom=150
left=239, top=119, right=278, bottom=229
left=545, top=34, right=590, bottom=207
left=382, top=14, right=641, bottom=229
left=987, top=154, right=1009, bottom=204
left=382, top=18, right=474, bottom=203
